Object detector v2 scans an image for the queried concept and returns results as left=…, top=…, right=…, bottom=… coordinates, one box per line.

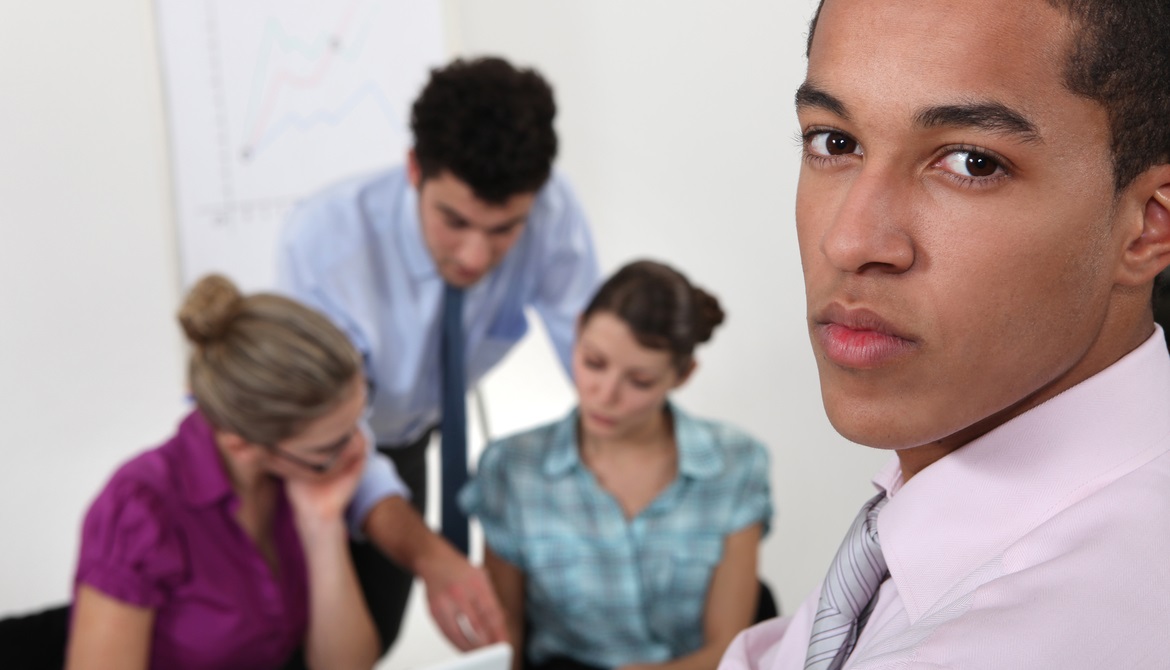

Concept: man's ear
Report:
left=406, top=148, right=421, bottom=189
left=1118, top=166, right=1170, bottom=286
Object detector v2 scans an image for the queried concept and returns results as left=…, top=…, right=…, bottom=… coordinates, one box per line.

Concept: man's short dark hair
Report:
left=410, top=56, right=557, bottom=204
left=805, top=0, right=1170, bottom=190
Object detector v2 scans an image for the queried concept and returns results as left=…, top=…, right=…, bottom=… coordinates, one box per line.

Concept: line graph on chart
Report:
left=155, top=0, right=444, bottom=289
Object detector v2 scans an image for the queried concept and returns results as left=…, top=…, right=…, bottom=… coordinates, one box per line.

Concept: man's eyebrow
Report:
left=795, top=84, right=1044, bottom=146
left=483, top=216, right=525, bottom=235
left=437, top=203, right=467, bottom=223
left=794, top=81, right=850, bottom=120
left=438, top=203, right=525, bottom=232
left=915, top=103, right=1042, bottom=144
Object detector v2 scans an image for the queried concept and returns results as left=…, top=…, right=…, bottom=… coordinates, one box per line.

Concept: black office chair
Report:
left=755, top=578, right=780, bottom=622
left=0, top=604, right=70, bottom=670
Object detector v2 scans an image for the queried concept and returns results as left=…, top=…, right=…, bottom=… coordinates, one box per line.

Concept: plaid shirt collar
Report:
left=542, top=403, right=724, bottom=480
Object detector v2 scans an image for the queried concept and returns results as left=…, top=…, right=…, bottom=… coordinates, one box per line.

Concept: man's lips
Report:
left=452, top=265, right=482, bottom=281
left=813, top=304, right=918, bottom=369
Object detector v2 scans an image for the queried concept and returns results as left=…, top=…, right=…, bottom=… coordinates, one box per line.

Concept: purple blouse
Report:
left=74, top=411, right=309, bottom=669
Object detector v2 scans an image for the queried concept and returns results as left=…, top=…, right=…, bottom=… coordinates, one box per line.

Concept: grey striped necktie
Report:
left=804, top=492, right=890, bottom=670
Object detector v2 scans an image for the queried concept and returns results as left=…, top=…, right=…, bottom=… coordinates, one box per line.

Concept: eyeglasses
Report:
left=265, top=428, right=356, bottom=474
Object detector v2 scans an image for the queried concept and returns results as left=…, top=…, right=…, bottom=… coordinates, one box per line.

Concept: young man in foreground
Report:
left=724, top=0, right=1170, bottom=667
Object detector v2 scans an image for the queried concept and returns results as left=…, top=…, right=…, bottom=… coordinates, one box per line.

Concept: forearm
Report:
left=299, top=517, right=379, bottom=670
left=505, top=616, right=526, bottom=670
left=484, top=549, right=526, bottom=670
left=363, top=494, right=460, bottom=580
left=364, top=498, right=510, bottom=649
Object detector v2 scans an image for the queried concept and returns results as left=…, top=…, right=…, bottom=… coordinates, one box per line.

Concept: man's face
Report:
left=797, top=0, right=1135, bottom=457
left=410, top=159, right=535, bottom=288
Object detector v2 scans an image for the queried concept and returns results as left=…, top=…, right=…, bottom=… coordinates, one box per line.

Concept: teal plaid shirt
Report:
left=460, top=404, right=773, bottom=668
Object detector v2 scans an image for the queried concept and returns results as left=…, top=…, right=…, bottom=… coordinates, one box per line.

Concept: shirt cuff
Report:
left=345, top=436, right=410, bottom=538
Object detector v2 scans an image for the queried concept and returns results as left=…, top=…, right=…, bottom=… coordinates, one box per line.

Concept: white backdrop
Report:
left=0, top=1, right=889, bottom=668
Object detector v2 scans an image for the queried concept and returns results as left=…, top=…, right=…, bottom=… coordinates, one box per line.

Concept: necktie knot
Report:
left=860, top=494, right=884, bottom=545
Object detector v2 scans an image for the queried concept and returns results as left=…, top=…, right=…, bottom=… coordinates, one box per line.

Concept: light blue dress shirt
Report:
left=460, top=404, right=773, bottom=668
left=277, top=165, right=599, bottom=526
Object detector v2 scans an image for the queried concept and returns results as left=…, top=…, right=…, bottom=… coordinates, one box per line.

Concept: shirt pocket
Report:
left=524, top=543, right=596, bottom=621
left=470, top=310, right=530, bottom=382
left=486, top=308, right=529, bottom=341
left=644, top=534, right=725, bottom=640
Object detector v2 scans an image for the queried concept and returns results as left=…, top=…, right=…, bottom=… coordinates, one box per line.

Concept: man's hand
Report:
left=418, top=545, right=509, bottom=650
left=363, top=496, right=509, bottom=650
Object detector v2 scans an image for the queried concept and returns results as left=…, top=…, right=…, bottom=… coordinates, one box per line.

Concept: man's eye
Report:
left=807, top=131, right=861, bottom=157
left=940, top=150, right=1002, bottom=179
left=584, top=358, right=604, bottom=370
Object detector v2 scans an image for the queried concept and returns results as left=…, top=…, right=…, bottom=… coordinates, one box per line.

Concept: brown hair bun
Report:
left=178, top=274, right=243, bottom=347
left=692, top=287, right=726, bottom=344
left=581, top=259, right=726, bottom=374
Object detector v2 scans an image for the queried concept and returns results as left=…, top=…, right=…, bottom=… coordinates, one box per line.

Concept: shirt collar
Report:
left=172, top=410, right=236, bottom=509
left=391, top=177, right=439, bottom=281
left=876, top=328, right=1170, bottom=624
left=541, top=409, right=581, bottom=477
left=540, top=403, right=724, bottom=479
left=672, top=404, right=724, bottom=479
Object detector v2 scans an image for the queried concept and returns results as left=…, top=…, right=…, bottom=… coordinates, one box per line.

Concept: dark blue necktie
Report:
left=440, top=284, right=469, bottom=554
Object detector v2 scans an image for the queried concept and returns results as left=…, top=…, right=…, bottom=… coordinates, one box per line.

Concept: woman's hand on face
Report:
left=284, top=444, right=366, bottom=525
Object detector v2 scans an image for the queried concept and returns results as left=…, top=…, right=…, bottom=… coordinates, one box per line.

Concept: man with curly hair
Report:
left=721, top=0, right=1170, bottom=668
left=278, top=56, right=599, bottom=661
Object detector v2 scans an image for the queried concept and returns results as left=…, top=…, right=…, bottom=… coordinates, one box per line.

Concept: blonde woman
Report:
left=65, top=275, right=378, bottom=670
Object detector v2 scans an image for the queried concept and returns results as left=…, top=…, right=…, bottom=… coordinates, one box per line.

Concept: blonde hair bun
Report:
left=178, top=274, right=243, bottom=347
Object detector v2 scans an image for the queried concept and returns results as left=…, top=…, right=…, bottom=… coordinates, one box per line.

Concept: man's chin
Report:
left=824, top=408, right=928, bottom=451
left=441, top=269, right=486, bottom=288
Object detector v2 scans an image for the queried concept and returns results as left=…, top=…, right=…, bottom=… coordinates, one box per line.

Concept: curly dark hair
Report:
left=805, top=0, right=1170, bottom=191
left=410, top=56, right=557, bottom=204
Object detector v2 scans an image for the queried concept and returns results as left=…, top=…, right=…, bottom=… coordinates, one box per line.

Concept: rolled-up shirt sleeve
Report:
left=279, top=204, right=404, bottom=536
left=345, top=419, right=410, bottom=536
left=728, top=440, right=774, bottom=536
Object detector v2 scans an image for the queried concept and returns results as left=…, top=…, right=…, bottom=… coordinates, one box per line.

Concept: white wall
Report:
left=0, top=0, right=890, bottom=667
left=0, top=0, right=189, bottom=611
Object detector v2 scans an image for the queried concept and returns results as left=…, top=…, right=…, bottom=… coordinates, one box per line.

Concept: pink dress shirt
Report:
left=74, top=411, right=309, bottom=669
left=723, top=329, right=1170, bottom=669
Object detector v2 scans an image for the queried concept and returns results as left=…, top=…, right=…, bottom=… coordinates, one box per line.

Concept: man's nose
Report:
left=456, top=233, right=491, bottom=273
left=818, top=165, right=915, bottom=275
